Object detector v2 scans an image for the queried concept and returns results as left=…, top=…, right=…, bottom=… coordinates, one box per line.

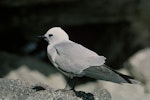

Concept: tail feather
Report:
left=114, top=71, right=138, bottom=84
left=83, top=64, right=139, bottom=84
left=104, top=65, right=134, bottom=83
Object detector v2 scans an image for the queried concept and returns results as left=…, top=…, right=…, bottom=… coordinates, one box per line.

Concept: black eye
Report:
left=49, top=34, right=53, bottom=37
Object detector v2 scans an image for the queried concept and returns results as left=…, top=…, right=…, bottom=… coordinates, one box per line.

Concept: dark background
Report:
left=0, top=0, right=150, bottom=76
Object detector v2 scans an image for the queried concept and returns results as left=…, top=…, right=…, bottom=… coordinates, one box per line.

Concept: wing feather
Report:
left=83, top=64, right=139, bottom=84
left=54, top=41, right=106, bottom=75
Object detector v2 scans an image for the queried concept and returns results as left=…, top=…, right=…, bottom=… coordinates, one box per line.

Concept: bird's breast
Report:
left=47, top=45, right=58, bottom=67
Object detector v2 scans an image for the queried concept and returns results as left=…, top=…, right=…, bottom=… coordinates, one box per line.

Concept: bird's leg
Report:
left=71, top=77, right=78, bottom=91
left=64, top=77, right=71, bottom=90
left=65, top=77, right=79, bottom=90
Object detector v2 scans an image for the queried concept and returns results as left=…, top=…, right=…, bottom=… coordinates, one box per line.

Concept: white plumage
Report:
left=42, top=27, right=139, bottom=84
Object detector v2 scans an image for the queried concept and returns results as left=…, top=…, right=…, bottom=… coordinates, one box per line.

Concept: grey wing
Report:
left=83, top=64, right=139, bottom=84
left=54, top=41, right=106, bottom=75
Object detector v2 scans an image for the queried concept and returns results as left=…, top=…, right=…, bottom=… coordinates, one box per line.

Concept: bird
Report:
left=39, top=27, right=139, bottom=89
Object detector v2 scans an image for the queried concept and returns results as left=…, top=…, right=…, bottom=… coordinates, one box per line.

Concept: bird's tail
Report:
left=83, top=65, right=139, bottom=84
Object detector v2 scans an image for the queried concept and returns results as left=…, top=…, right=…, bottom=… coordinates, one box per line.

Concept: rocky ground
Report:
left=0, top=78, right=111, bottom=100
left=0, top=0, right=150, bottom=100
left=0, top=49, right=150, bottom=100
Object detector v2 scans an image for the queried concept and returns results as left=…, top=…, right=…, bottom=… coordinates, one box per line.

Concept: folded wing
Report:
left=54, top=41, right=106, bottom=75
left=83, top=64, right=139, bottom=84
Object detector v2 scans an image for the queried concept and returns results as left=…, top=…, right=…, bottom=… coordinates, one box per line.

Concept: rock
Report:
left=0, top=51, right=146, bottom=100
left=98, top=79, right=149, bottom=100
left=0, top=78, right=111, bottom=100
left=0, top=52, right=66, bottom=89
left=94, top=89, right=111, bottom=100
left=75, top=68, right=147, bottom=100
left=125, top=48, right=150, bottom=93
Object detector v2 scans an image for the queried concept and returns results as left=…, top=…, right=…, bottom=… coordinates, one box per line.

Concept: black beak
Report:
left=37, top=35, right=45, bottom=39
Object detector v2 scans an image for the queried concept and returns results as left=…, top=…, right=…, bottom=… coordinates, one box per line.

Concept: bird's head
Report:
left=40, top=27, right=69, bottom=45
